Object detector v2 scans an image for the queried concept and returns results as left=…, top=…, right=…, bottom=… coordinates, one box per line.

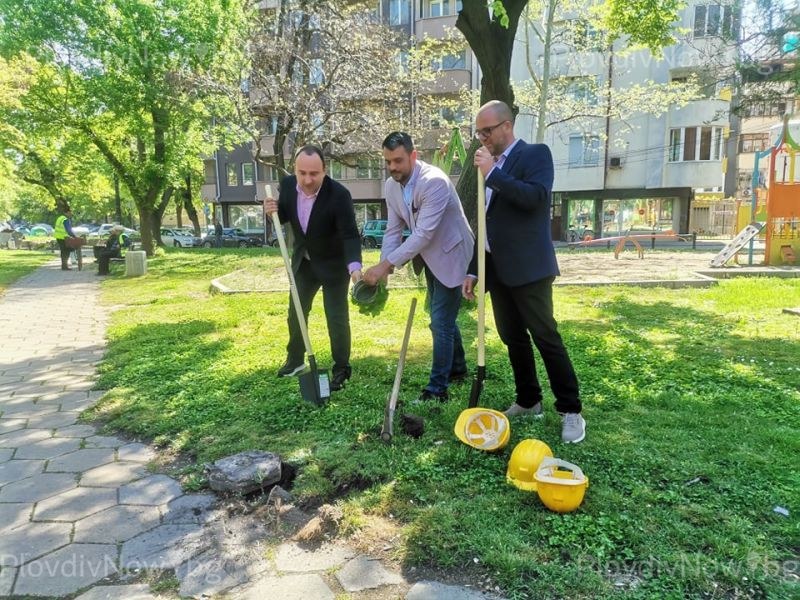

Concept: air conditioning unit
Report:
left=608, top=156, right=623, bottom=169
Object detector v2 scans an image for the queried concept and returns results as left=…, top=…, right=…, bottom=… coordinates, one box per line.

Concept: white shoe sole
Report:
left=279, top=364, right=307, bottom=377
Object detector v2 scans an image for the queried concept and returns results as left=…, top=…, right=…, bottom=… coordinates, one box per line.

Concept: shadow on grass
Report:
left=89, top=286, right=799, bottom=599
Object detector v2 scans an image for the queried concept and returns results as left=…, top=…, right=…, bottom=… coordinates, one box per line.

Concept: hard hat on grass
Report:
left=534, top=457, right=589, bottom=513
left=506, top=439, right=554, bottom=492
left=453, top=408, right=510, bottom=451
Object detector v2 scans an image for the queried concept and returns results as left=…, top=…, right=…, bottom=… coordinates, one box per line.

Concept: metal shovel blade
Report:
left=298, top=368, right=329, bottom=406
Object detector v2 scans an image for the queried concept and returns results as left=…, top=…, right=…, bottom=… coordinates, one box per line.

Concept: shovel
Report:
left=468, top=169, right=487, bottom=408
left=268, top=186, right=329, bottom=406
left=381, top=297, right=417, bottom=443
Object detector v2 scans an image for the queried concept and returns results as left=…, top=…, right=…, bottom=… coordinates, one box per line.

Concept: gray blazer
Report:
left=381, top=160, right=474, bottom=289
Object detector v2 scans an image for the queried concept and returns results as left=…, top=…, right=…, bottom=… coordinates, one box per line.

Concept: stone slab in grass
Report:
left=205, top=450, right=282, bottom=494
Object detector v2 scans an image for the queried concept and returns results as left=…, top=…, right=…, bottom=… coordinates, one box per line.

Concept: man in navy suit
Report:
left=265, top=145, right=362, bottom=392
left=463, top=100, right=585, bottom=443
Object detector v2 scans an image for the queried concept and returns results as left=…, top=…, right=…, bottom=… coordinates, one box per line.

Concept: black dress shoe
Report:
left=448, top=369, right=469, bottom=383
left=277, top=360, right=306, bottom=377
left=416, top=388, right=449, bottom=403
left=330, top=370, right=350, bottom=392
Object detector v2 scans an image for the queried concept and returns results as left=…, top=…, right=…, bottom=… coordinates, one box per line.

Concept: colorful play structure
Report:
left=730, top=116, right=800, bottom=266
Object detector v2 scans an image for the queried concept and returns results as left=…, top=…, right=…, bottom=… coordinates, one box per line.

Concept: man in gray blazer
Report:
left=363, top=132, right=474, bottom=402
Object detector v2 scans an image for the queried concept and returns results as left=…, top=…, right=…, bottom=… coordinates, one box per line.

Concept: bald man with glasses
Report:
left=463, top=100, right=586, bottom=444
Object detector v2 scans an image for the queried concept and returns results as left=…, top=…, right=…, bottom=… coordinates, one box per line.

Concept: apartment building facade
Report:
left=201, top=0, right=477, bottom=232
left=511, top=1, right=740, bottom=240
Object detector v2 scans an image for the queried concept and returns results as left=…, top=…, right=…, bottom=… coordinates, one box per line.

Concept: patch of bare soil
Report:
left=556, top=249, right=716, bottom=283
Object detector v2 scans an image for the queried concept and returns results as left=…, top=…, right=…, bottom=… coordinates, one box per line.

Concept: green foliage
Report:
left=0, top=251, right=53, bottom=293
left=88, top=250, right=799, bottom=598
left=595, top=0, right=685, bottom=55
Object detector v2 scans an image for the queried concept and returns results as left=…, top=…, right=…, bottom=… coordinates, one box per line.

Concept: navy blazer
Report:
left=469, top=140, right=560, bottom=287
left=277, top=175, right=362, bottom=285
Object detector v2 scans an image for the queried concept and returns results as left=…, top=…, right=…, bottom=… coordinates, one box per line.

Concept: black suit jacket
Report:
left=469, top=140, right=559, bottom=287
left=277, top=175, right=362, bottom=285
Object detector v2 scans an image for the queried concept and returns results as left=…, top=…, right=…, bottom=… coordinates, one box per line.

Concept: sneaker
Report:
left=561, top=413, right=586, bottom=444
left=276, top=360, right=306, bottom=378
left=415, top=389, right=449, bottom=403
left=330, top=370, right=350, bottom=392
left=503, top=402, right=543, bottom=418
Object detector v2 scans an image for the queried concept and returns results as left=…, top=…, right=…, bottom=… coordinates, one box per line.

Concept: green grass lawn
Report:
left=0, top=250, right=55, bottom=294
left=87, top=248, right=799, bottom=599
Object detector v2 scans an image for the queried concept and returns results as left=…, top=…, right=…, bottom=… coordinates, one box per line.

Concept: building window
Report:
left=738, top=133, right=771, bottom=153
left=694, top=4, right=738, bottom=39
left=330, top=160, right=343, bottom=179
left=743, top=98, right=796, bottom=118
left=309, top=59, right=324, bottom=85
left=568, top=134, right=600, bottom=167
left=357, top=157, right=381, bottom=179
left=423, top=0, right=461, bottom=18
left=668, top=127, right=724, bottom=162
left=242, top=162, right=255, bottom=186
left=388, top=0, right=410, bottom=25
left=563, top=77, right=598, bottom=105
left=432, top=51, right=466, bottom=70
left=226, top=163, right=239, bottom=186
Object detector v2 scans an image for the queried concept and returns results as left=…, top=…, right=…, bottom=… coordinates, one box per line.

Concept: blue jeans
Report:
left=424, top=266, right=466, bottom=395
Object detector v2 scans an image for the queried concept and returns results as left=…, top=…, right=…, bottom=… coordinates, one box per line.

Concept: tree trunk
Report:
left=183, top=175, right=201, bottom=235
left=114, top=175, right=123, bottom=224
left=151, top=186, right=175, bottom=247
left=455, top=0, right=528, bottom=222
left=137, top=204, right=154, bottom=255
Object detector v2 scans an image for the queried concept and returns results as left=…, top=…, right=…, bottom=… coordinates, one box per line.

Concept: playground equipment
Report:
left=734, top=116, right=800, bottom=266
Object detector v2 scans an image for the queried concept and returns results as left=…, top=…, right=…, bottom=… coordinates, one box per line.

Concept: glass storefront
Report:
left=564, top=197, right=677, bottom=240
left=229, top=205, right=266, bottom=237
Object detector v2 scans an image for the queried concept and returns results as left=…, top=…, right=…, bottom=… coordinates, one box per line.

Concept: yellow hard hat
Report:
left=453, top=408, right=510, bottom=451
left=506, top=439, right=554, bottom=491
left=534, top=457, right=589, bottom=513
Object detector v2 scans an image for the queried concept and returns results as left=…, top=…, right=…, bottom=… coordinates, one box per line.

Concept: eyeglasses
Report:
left=474, top=121, right=508, bottom=140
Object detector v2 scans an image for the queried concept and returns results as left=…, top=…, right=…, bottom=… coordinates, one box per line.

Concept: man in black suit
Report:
left=463, top=100, right=585, bottom=443
left=265, top=145, right=362, bottom=392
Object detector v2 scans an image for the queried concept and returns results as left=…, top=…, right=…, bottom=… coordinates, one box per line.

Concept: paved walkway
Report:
left=0, top=260, right=501, bottom=599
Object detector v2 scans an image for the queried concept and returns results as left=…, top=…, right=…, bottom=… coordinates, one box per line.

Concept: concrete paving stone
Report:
left=176, top=549, right=255, bottom=598
left=405, top=581, right=498, bottom=600
left=46, top=448, right=115, bottom=473
left=27, top=411, right=82, bottom=429
left=13, top=543, right=118, bottom=597
left=162, top=493, right=220, bottom=525
left=0, top=448, right=13, bottom=463
left=0, top=397, right=47, bottom=413
left=335, top=555, right=405, bottom=592
left=0, top=427, right=53, bottom=448
left=74, top=504, right=161, bottom=544
left=120, top=523, right=209, bottom=570
left=0, top=472, right=77, bottom=503
left=53, top=423, right=99, bottom=438
left=117, top=442, right=156, bottom=463
left=79, top=461, right=147, bottom=487
left=274, top=541, right=357, bottom=573
left=33, top=486, right=118, bottom=522
left=84, top=435, right=123, bottom=449
left=65, top=380, right=97, bottom=392
left=59, top=397, right=99, bottom=412
left=0, top=375, right=23, bottom=385
left=0, top=521, right=72, bottom=566
left=119, top=474, right=183, bottom=506
left=0, top=417, right=28, bottom=435
left=0, top=502, right=33, bottom=533
left=73, top=584, right=158, bottom=600
left=0, top=565, right=16, bottom=595
left=0, top=458, right=45, bottom=485
left=14, top=437, right=82, bottom=460
left=0, top=403, right=59, bottom=419
left=36, top=389, right=92, bottom=404
left=233, top=573, right=335, bottom=600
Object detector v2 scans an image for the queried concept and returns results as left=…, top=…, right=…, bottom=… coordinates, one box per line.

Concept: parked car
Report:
left=97, top=223, right=136, bottom=237
left=201, top=227, right=262, bottom=248
left=160, top=227, right=201, bottom=248
left=360, top=219, right=411, bottom=248
left=72, top=223, right=100, bottom=236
